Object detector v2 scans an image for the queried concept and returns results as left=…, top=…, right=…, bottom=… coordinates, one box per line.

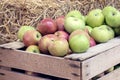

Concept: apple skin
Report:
left=90, top=25, right=115, bottom=43
left=102, top=6, right=117, bottom=17
left=48, top=38, right=69, bottom=57
left=17, top=26, right=35, bottom=41
left=26, top=45, right=40, bottom=53
left=69, top=29, right=90, bottom=40
left=86, top=9, right=104, bottom=28
left=55, top=16, right=65, bottom=31
left=105, top=10, right=120, bottom=27
left=37, top=18, right=57, bottom=35
left=113, top=27, right=120, bottom=36
left=38, top=34, right=57, bottom=54
left=65, top=10, right=83, bottom=20
left=54, top=31, right=69, bottom=40
left=69, top=34, right=90, bottom=53
left=90, top=37, right=96, bottom=47
left=64, top=17, right=85, bottom=33
left=85, top=26, right=93, bottom=34
left=23, top=30, right=42, bottom=47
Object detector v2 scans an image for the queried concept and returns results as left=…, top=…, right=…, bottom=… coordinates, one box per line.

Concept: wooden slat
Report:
left=0, top=41, right=24, bottom=49
left=98, top=68, right=120, bottom=80
left=0, top=69, right=50, bottom=80
left=81, top=45, right=120, bottom=80
left=0, top=48, right=81, bottom=80
left=65, top=36, right=120, bottom=60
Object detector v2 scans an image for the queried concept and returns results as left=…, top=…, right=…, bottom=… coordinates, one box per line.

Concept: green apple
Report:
left=85, top=26, right=93, bottom=34
left=113, top=27, right=120, bottom=36
left=64, top=17, right=85, bottom=33
left=48, top=38, right=69, bottom=57
left=26, top=45, right=40, bottom=53
left=86, top=9, right=104, bottom=28
left=91, top=25, right=114, bottom=43
left=102, top=6, right=117, bottom=17
left=65, top=10, right=83, bottom=20
left=105, top=10, right=120, bottom=27
left=69, top=35, right=90, bottom=53
left=17, top=26, right=35, bottom=41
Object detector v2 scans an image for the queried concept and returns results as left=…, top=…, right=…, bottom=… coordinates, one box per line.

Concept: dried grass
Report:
left=0, top=0, right=120, bottom=44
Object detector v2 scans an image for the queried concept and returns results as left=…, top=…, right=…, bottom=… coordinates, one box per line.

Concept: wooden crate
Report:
left=0, top=36, right=120, bottom=80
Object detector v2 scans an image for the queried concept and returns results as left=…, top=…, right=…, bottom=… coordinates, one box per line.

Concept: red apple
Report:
left=37, top=18, right=57, bottom=35
left=38, top=34, right=57, bottom=54
left=23, top=30, right=42, bottom=47
left=55, top=16, right=65, bottom=31
left=54, top=31, right=69, bottom=40
left=90, top=37, right=96, bottom=47
left=48, top=38, right=69, bottom=57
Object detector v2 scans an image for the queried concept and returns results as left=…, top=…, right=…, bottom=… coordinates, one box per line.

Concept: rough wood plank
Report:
left=0, top=48, right=81, bottom=80
left=0, top=69, right=50, bottom=80
left=81, top=45, right=120, bottom=80
left=0, top=41, right=24, bottom=49
left=65, top=36, right=120, bottom=60
left=98, top=68, right=120, bottom=80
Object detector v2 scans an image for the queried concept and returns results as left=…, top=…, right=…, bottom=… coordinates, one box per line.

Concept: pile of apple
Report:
left=17, top=6, right=120, bottom=57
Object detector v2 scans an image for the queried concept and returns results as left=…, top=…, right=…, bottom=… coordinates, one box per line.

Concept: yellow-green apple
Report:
left=38, top=34, right=57, bottom=54
left=26, top=45, right=40, bottom=53
left=54, top=31, right=69, bottom=40
left=89, top=37, right=96, bottom=47
left=64, top=17, right=85, bottom=33
left=17, top=26, right=35, bottom=41
left=55, top=16, right=65, bottom=31
left=37, top=18, right=57, bottom=35
left=86, top=9, right=104, bottom=28
left=69, top=34, right=90, bottom=53
left=102, top=6, right=117, bottom=17
left=65, top=10, right=84, bottom=20
left=48, top=38, right=69, bottom=57
left=23, top=30, right=42, bottom=46
left=69, top=29, right=90, bottom=40
left=105, top=10, right=120, bottom=27
left=90, top=25, right=114, bottom=43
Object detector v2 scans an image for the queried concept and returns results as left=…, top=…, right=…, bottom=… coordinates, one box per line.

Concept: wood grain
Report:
left=0, top=69, right=50, bottom=80
left=98, top=68, right=120, bottom=80
left=0, top=48, right=81, bottom=80
left=81, top=45, right=120, bottom=80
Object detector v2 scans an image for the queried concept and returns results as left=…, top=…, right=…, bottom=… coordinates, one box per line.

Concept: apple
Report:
left=90, top=37, right=96, bottom=47
left=90, top=25, right=115, bottom=43
left=105, top=10, right=120, bottom=27
left=38, top=34, right=57, bottom=54
left=113, top=27, right=120, bottom=36
left=23, top=30, right=42, bottom=46
left=55, top=16, right=65, bottom=31
left=86, top=9, right=104, bottom=28
left=69, top=34, right=90, bottom=53
left=69, top=29, right=90, bottom=40
left=26, top=45, right=40, bottom=53
left=17, top=26, right=35, bottom=41
left=54, top=31, right=69, bottom=40
left=84, top=26, right=93, bottom=34
left=102, top=6, right=117, bottom=17
left=64, top=17, right=85, bottom=33
left=48, top=38, right=69, bottom=57
left=65, top=10, right=84, bottom=20
left=37, top=18, right=57, bottom=35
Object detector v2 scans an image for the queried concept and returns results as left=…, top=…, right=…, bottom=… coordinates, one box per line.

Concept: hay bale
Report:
left=0, top=0, right=120, bottom=44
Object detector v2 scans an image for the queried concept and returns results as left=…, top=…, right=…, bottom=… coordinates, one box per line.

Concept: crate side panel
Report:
left=82, top=45, right=120, bottom=80
left=0, top=69, right=50, bottom=80
left=97, top=68, right=120, bottom=80
left=0, top=48, right=81, bottom=80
